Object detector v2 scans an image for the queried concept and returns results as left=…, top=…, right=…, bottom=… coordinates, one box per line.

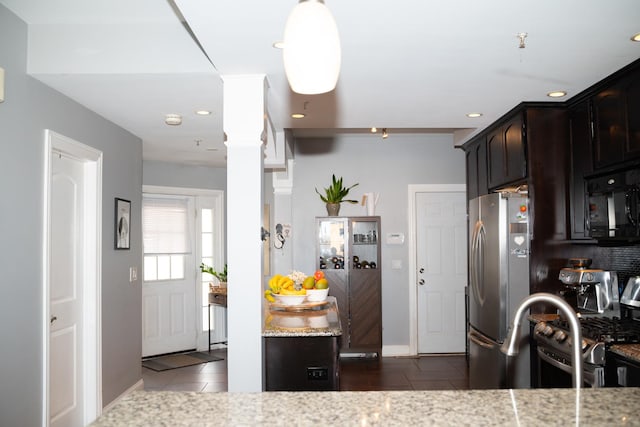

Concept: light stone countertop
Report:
left=91, top=388, right=640, bottom=426
left=262, top=296, right=342, bottom=338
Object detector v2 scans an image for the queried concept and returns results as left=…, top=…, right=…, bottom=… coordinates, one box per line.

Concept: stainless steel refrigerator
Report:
left=468, top=192, right=531, bottom=389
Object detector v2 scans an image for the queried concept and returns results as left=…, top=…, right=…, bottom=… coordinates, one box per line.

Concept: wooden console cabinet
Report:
left=316, top=216, right=382, bottom=357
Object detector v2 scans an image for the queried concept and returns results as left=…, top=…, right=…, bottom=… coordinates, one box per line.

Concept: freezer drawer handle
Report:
left=468, top=330, right=495, bottom=349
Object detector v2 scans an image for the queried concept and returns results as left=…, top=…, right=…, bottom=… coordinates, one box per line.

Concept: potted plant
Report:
left=200, top=263, right=228, bottom=288
left=315, top=174, right=359, bottom=216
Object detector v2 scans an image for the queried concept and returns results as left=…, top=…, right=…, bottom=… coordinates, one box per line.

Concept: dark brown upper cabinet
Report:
left=465, top=137, right=488, bottom=201
left=592, top=71, right=640, bottom=170
left=487, top=113, right=527, bottom=190
left=567, top=100, right=595, bottom=241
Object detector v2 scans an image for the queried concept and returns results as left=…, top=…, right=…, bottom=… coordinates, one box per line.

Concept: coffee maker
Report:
left=558, top=258, right=620, bottom=317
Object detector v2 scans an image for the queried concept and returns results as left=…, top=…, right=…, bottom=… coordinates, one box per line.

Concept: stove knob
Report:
left=534, top=322, right=547, bottom=335
left=553, top=330, right=567, bottom=342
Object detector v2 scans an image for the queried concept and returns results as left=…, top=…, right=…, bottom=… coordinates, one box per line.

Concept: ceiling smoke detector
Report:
left=165, top=114, right=182, bottom=126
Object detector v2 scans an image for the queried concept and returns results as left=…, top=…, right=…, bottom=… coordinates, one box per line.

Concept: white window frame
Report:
left=142, top=185, right=225, bottom=350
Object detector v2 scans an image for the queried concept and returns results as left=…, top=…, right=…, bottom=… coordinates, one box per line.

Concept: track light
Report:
left=382, top=128, right=388, bottom=139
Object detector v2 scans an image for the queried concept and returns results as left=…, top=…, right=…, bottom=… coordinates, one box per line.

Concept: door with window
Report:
left=142, top=195, right=196, bottom=357
left=141, top=189, right=225, bottom=357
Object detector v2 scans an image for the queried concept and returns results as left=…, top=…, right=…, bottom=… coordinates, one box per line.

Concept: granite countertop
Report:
left=610, top=343, right=640, bottom=362
left=262, top=296, right=341, bottom=338
left=91, top=388, right=640, bottom=426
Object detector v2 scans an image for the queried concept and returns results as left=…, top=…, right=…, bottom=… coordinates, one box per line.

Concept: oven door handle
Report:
left=537, top=347, right=573, bottom=375
left=537, top=348, right=603, bottom=387
left=468, top=329, right=496, bottom=350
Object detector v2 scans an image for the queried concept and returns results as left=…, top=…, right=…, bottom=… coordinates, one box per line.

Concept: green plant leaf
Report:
left=315, top=175, right=359, bottom=204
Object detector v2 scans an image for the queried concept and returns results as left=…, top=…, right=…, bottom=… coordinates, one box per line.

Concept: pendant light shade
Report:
left=283, top=0, right=341, bottom=95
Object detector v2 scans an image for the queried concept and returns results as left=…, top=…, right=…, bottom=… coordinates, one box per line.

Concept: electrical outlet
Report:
left=129, top=267, right=138, bottom=283
left=307, top=367, right=328, bottom=381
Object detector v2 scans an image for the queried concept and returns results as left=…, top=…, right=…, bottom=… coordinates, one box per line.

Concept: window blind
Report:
left=142, top=195, right=192, bottom=254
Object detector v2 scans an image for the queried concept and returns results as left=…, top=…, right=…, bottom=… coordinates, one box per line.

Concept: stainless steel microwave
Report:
left=587, top=169, right=640, bottom=241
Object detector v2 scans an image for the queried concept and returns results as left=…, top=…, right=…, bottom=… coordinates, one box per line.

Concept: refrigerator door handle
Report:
left=468, top=329, right=496, bottom=350
left=470, top=220, right=486, bottom=306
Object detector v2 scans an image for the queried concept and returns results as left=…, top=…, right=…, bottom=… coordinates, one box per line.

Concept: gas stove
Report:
left=533, top=317, right=640, bottom=365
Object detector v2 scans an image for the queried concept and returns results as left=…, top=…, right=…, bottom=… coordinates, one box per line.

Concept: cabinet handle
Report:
left=419, top=279, right=425, bottom=286
left=419, top=268, right=424, bottom=273
left=50, top=316, right=57, bottom=324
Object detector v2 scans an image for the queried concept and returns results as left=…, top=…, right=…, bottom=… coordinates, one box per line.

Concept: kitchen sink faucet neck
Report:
left=501, top=293, right=584, bottom=389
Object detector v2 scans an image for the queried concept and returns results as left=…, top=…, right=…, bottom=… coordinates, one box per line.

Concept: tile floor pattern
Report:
left=142, top=349, right=469, bottom=392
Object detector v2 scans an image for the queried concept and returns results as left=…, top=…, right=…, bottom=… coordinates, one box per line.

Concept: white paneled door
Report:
left=50, top=153, right=85, bottom=427
left=416, top=191, right=467, bottom=353
left=142, top=276, right=197, bottom=356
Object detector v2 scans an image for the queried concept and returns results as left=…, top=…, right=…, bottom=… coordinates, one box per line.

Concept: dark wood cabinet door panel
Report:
left=323, top=270, right=349, bottom=349
left=624, top=74, right=640, bottom=159
left=487, top=128, right=505, bottom=189
left=504, top=113, right=527, bottom=183
left=349, top=270, right=382, bottom=351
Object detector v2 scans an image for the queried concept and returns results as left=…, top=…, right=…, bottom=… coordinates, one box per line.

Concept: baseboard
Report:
left=102, top=379, right=144, bottom=413
left=382, top=345, right=413, bottom=357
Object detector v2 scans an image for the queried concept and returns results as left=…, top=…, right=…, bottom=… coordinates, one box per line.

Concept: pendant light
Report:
left=283, top=0, right=341, bottom=95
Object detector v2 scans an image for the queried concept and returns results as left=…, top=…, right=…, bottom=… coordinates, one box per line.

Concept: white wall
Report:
left=0, top=6, right=143, bottom=425
left=291, top=134, right=465, bottom=349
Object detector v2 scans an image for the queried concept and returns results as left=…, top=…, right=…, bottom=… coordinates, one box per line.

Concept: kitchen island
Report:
left=263, top=296, right=342, bottom=391
left=91, top=387, right=639, bottom=426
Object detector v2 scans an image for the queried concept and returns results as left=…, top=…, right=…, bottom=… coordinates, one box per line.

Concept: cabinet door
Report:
left=568, top=101, right=594, bottom=240
left=593, top=83, right=626, bottom=169
left=487, top=127, right=505, bottom=189
left=323, top=269, right=349, bottom=349
left=487, top=112, right=526, bottom=189
left=503, top=113, right=527, bottom=183
left=624, top=73, right=640, bottom=160
left=465, top=138, right=488, bottom=201
left=349, top=270, right=382, bottom=352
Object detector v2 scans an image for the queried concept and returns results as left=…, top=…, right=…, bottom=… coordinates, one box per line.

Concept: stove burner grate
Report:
left=549, top=317, right=640, bottom=344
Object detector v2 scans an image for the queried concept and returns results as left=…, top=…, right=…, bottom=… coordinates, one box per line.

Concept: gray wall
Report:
left=291, top=134, right=465, bottom=348
left=143, top=160, right=227, bottom=190
left=0, top=6, right=143, bottom=425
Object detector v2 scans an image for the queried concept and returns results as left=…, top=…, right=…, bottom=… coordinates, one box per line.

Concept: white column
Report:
left=223, top=74, right=266, bottom=392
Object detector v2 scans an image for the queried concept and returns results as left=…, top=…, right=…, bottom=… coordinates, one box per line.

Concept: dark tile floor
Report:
left=142, top=349, right=469, bottom=392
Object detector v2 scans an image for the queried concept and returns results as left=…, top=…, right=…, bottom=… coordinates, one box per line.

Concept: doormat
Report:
left=142, top=351, right=223, bottom=372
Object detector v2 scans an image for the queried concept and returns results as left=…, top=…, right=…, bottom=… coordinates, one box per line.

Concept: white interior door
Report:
left=45, top=131, right=102, bottom=427
left=416, top=191, right=467, bottom=353
left=50, top=153, right=85, bottom=427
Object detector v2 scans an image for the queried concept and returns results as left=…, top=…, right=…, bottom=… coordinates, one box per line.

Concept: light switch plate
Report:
left=129, top=267, right=138, bottom=283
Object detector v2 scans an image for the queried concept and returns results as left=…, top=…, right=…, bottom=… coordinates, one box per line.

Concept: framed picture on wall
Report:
left=115, top=198, right=131, bottom=250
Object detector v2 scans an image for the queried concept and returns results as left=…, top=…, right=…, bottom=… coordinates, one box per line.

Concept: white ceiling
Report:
left=2, top=0, right=640, bottom=167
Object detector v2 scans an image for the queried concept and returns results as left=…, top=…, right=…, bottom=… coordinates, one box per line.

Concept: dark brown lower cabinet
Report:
left=263, top=336, right=340, bottom=391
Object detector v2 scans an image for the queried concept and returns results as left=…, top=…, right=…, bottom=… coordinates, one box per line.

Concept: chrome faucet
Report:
left=500, top=292, right=583, bottom=389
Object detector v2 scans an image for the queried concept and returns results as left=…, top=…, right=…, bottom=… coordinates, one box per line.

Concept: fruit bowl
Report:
left=273, top=293, right=307, bottom=306
left=305, top=288, right=329, bottom=302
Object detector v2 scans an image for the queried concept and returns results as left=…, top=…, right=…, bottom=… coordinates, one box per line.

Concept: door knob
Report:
left=419, top=279, right=425, bottom=286
left=50, top=316, right=57, bottom=324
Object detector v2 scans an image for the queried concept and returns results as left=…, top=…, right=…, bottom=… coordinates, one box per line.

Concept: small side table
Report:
left=208, top=288, right=228, bottom=352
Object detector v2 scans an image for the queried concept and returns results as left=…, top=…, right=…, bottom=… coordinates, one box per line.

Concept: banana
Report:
left=264, top=289, right=275, bottom=302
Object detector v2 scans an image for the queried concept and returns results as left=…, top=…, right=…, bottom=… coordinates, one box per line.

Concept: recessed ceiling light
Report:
left=195, top=110, right=211, bottom=116
left=291, top=113, right=305, bottom=119
left=631, top=33, right=640, bottom=42
left=273, top=41, right=284, bottom=49
left=547, top=91, right=567, bottom=98
left=466, top=112, right=482, bottom=118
